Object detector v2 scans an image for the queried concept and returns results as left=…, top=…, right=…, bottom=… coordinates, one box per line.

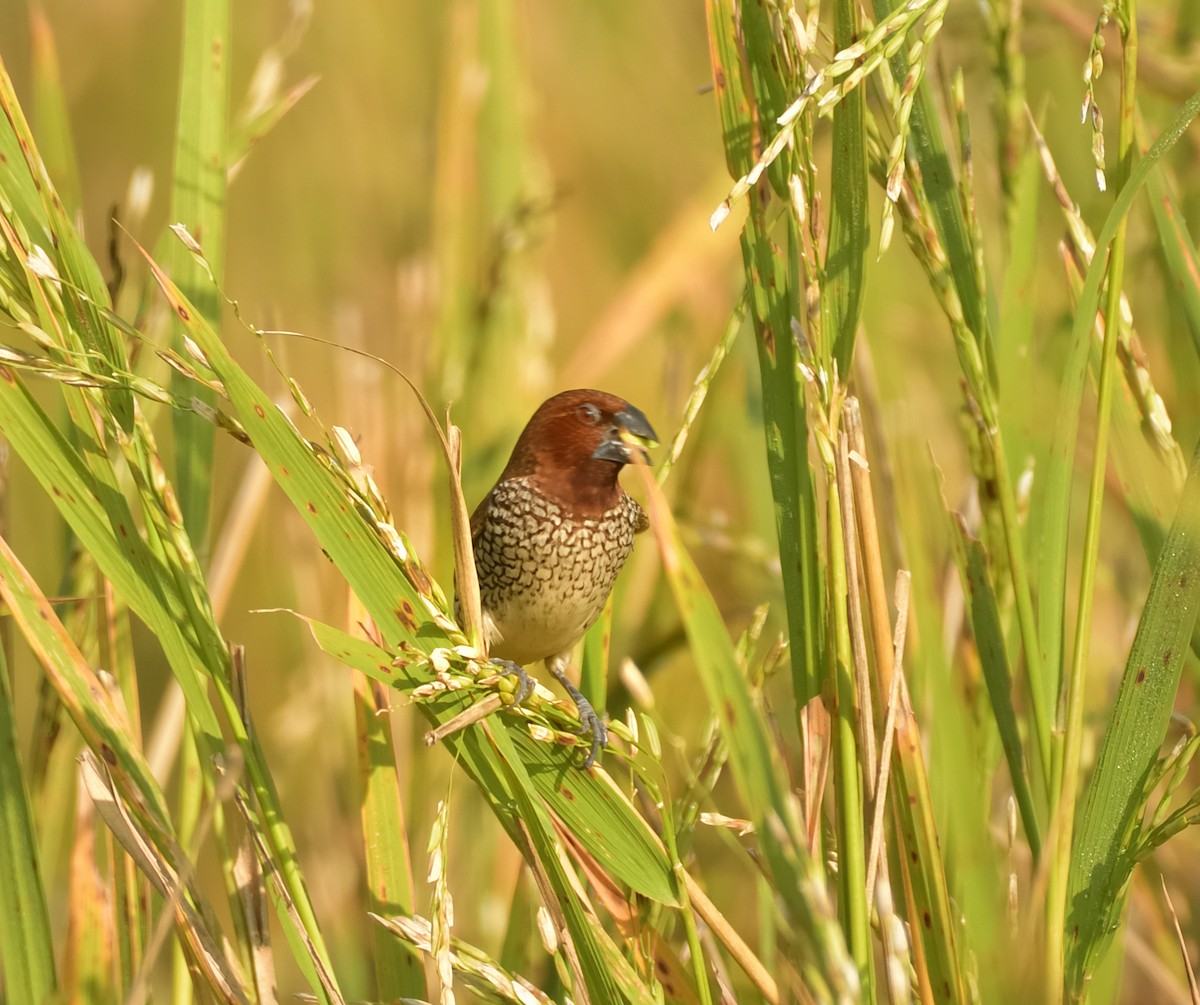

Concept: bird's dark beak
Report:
left=592, top=404, right=659, bottom=464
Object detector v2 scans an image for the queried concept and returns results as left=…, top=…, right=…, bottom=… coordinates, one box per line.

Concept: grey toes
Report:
left=576, top=698, right=609, bottom=770
left=490, top=658, right=534, bottom=705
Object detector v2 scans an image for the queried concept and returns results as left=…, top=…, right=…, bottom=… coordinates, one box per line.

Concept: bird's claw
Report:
left=489, top=658, right=534, bottom=705
left=488, top=659, right=606, bottom=766
left=575, top=697, right=608, bottom=770
left=549, top=664, right=608, bottom=769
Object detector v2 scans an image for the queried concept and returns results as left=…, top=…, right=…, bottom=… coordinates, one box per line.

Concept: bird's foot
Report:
left=550, top=665, right=608, bottom=769
left=489, top=658, right=534, bottom=706
left=574, top=697, right=608, bottom=770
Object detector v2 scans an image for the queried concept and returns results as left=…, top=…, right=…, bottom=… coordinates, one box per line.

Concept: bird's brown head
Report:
left=499, top=389, right=657, bottom=513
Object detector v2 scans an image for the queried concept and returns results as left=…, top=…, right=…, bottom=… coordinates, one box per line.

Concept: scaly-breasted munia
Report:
left=469, top=389, right=656, bottom=767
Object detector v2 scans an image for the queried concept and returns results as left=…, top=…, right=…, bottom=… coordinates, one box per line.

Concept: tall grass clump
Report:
left=1, top=1, right=1200, bottom=1003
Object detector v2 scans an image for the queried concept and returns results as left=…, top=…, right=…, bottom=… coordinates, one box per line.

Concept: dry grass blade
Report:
left=1125, top=928, right=1196, bottom=1005
left=515, top=818, right=591, bottom=1005
left=229, top=784, right=345, bottom=1005
left=867, top=571, right=910, bottom=899
left=79, top=752, right=249, bottom=1005
left=800, top=699, right=832, bottom=853
left=425, top=694, right=504, bottom=746
left=446, top=417, right=483, bottom=650
left=1163, top=877, right=1200, bottom=1004
left=836, top=427, right=878, bottom=793
left=554, top=822, right=701, bottom=1005
left=847, top=401, right=962, bottom=1001
left=125, top=728, right=245, bottom=1005
left=373, top=912, right=558, bottom=1005
left=233, top=802, right=277, bottom=1005
left=683, top=872, right=780, bottom=1005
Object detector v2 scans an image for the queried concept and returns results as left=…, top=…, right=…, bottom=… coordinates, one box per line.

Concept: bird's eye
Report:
left=577, top=403, right=602, bottom=424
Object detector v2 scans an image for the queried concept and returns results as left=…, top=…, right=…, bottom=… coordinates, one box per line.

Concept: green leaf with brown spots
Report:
left=489, top=724, right=660, bottom=1005
left=740, top=214, right=824, bottom=708
left=704, top=0, right=755, bottom=182
left=303, top=618, right=677, bottom=905
left=1067, top=436, right=1200, bottom=988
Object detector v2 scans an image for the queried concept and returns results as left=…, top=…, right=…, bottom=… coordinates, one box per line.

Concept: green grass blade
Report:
left=736, top=0, right=795, bottom=197
left=0, top=368, right=223, bottom=747
left=951, top=517, right=1041, bottom=860
left=304, top=618, right=677, bottom=904
left=0, top=54, right=132, bottom=427
left=1066, top=436, right=1200, bottom=989
left=871, top=3, right=991, bottom=362
left=29, top=8, right=82, bottom=216
left=355, top=675, right=427, bottom=1001
left=1056, top=251, right=1197, bottom=661
left=741, top=214, right=824, bottom=706
left=1037, top=83, right=1200, bottom=772
left=996, top=145, right=1042, bottom=463
left=142, top=246, right=458, bottom=669
left=461, top=0, right=548, bottom=419
left=997, top=144, right=1060, bottom=730
left=823, top=457, right=871, bottom=984
left=579, top=597, right=612, bottom=715
left=0, top=645, right=57, bottom=1005
left=634, top=464, right=858, bottom=1002
left=429, top=3, right=481, bottom=404
left=168, top=0, right=229, bottom=549
left=824, top=0, right=870, bottom=375
left=705, top=0, right=755, bottom=181
left=708, top=2, right=824, bottom=709
left=489, top=725, right=658, bottom=1005
left=509, top=730, right=675, bottom=903
left=1145, top=158, right=1200, bottom=361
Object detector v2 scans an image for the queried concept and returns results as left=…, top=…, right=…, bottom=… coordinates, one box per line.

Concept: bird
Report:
left=467, top=388, right=656, bottom=767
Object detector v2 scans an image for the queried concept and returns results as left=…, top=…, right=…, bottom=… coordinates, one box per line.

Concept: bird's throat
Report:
left=530, top=460, right=623, bottom=519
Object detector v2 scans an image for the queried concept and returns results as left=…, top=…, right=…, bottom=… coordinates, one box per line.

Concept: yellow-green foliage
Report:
left=1, top=3, right=1200, bottom=1004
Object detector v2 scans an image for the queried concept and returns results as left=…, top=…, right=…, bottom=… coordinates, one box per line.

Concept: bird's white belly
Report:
left=486, top=577, right=605, bottom=667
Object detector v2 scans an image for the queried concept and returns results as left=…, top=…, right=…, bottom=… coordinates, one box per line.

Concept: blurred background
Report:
left=1, top=0, right=1199, bottom=1000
